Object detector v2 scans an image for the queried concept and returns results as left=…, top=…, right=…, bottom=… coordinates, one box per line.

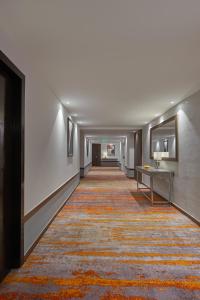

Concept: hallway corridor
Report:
left=0, top=167, right=200, bottom=299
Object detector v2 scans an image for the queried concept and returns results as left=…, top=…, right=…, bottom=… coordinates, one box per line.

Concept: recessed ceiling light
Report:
left=72, top=113, right=78, bottom=117
left=170, top=101, right=175, bottom=104
left=144, top=121, right=148, bottom=124
left=155, top=113, right=159, bottom=117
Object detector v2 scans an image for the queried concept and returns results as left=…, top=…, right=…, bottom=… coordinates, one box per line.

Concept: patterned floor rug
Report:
left=0, top=167, right=200, bottom=299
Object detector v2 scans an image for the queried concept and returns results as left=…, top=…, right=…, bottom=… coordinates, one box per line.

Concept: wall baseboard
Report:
left=144, top=185, right=200, bottom=227
left=142, top=185, right=200, bottom=227
left=125, top=166, right=135, bottom=178
left=171, top=202, right=200, bottom=227
left=24, top=192, right=71, bottom=261
left=24, top=172, right=80, bottom=258
left=80, top=162, right=92, bottom=177
left=138, top=184, right=200, bottom=226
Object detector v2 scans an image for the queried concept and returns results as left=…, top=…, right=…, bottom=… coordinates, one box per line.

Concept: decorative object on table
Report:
left=107, top=144, right=115, bottom=157
left=143, top=164, right=151, bottom=169
left=67, top=117, right=74, bottom=157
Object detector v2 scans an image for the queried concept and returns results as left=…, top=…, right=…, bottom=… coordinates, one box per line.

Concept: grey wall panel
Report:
left=80, top=168, right=85, bottom=178
left=24, top=174, right=80, bottom=255
left=80, top=163, right=92, bottom=178
left=84, top=163, right=91, bottom=176
left=143, top=90, right=200, bottom=222
left=125, top=166, right=135, bottom=178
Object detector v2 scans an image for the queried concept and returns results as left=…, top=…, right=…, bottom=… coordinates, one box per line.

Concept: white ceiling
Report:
left=1, top=0, right=200, bottom=128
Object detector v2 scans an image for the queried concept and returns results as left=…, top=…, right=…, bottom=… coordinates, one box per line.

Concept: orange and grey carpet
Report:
left=0, top=167, right=200, bottom=299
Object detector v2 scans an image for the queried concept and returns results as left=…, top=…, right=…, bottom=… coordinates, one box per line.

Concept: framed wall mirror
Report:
left=150, top=115, right=178, bottom=161
left=67, top=117, right=74, bottom=157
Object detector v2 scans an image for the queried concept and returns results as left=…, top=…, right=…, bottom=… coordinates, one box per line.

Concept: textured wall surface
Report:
left=143, top=90, right=200, bottom=222
left=1, top=35, right=80, bottom=251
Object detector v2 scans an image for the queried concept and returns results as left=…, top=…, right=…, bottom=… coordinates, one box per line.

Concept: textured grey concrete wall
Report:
left=143, top=90, right=200, bottom=222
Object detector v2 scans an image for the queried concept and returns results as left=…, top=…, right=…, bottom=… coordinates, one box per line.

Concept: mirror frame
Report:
left=150, top=115, right=178, bottom=161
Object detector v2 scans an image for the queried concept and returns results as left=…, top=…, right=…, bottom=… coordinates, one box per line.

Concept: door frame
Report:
left=0, top=50, right=25, bottom=276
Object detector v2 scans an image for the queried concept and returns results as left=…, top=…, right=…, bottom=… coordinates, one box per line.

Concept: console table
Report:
left=136, top=166, right=174, bottom=205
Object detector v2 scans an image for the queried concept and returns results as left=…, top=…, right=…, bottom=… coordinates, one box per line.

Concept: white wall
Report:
left=1, top=36, right=80, bottom=215
left=120, top=141, right=125, bottom=171
left=84, top=138, right=92, bottom=167
left=143, top=90, right=200, bottom=222
left=124, top=137, right=128, bottom=167
left=80, top=131, right=92, bottom=168
left=126, top=132, right=135, bottom=169
left=25, top=91, right=80, bottom=214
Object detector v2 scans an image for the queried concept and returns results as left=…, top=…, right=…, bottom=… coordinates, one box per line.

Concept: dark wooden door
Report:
left=0, top=73, right=6, bottom=280
left=0, top=51, right=25, bottom=282
left=134, top=130, right=142, bottom=182
left=92, top=144, right=101, bottom=166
